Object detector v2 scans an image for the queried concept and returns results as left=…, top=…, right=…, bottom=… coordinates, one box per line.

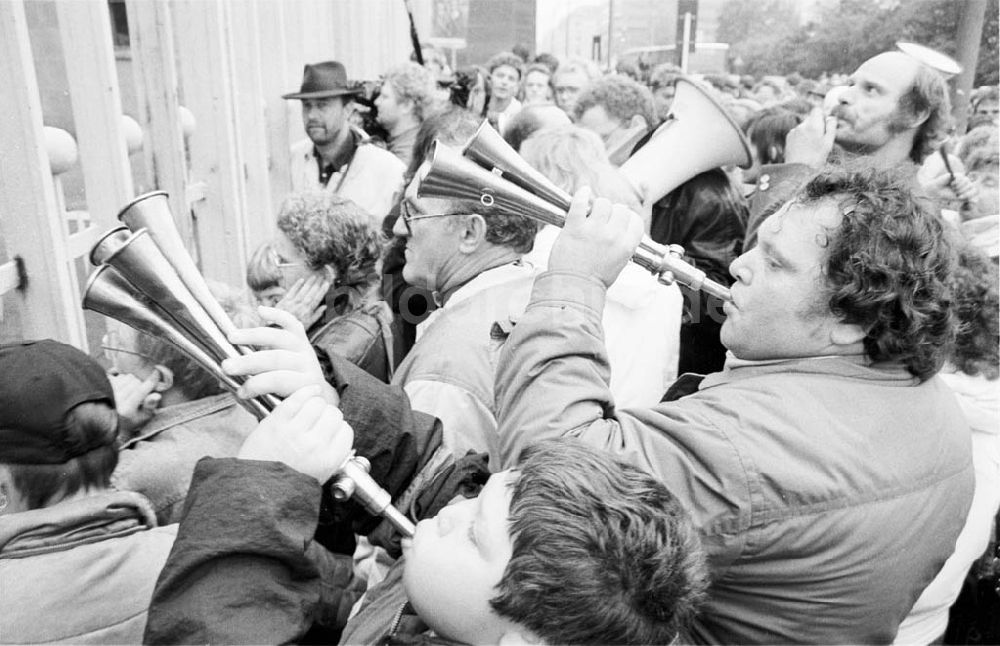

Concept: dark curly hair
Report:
left=573, top=74, right=656, bottom=128
left=949, top=243, right=999, bottom=380
left=800, top=165, right=957, bottom=381
left=277, top=191, right=385, bottom=311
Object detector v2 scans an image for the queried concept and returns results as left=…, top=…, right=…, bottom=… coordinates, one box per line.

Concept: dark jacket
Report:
left=311, top=301, right=396, bottom=384
left=145, top=353, right=490, bottom=644
left=649, top=168, right=748, bottom=374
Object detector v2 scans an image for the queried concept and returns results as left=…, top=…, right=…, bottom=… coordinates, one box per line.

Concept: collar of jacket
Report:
left=0, top=489, right=157, bottom=558
left=701, top=354, right=917, bottom=392
left=120, top=392, right=237, bottom=449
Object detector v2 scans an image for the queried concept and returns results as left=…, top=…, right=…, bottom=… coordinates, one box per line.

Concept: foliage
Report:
left=720, top=0, right=999, bottom=85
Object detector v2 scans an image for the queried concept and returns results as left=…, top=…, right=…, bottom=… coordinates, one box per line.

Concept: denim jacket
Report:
left=112, top=393, right=256, bottom=525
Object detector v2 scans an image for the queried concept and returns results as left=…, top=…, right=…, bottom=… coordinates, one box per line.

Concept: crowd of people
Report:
left=1, top=37, right=999, bottom=646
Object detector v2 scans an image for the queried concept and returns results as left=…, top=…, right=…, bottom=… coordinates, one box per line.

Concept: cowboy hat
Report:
left=282, top=61, right=363, bottom=100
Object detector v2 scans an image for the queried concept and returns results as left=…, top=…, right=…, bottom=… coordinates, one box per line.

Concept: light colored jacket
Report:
left=494, top=270, right=975, bottom=644
left=0, top=491, right=177, bottom=644
left=396, top=262, right=536, bottom=467
left=289, top=137, right=404, bottom=221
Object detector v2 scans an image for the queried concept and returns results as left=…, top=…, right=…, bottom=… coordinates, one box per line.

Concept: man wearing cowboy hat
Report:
left=284, top=61, right=404, bottom=221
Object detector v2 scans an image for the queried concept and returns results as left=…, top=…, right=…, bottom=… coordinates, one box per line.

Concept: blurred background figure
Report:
left=375, top=62, right=436, bottom=168
left=648, top=62, right=683, bottom=125
left=968, top=86, right=999, bottom=131
left=448, top=65, right=490, bottom=118
left=521, top=62, right=554, bottom=106
left=551, top=56, right=602, bottom=119
left=574, top=74, right=656, bottom=166
left=485, top=51, right=524, bottom=135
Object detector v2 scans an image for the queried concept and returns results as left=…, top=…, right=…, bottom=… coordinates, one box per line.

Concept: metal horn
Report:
left=95, top=228, right=248, bottom=369
left=116, top=192, right=240, bottom=341
left=418, top=136, right=733, bottom=302
left=84, top=212, right=414, bottom=538
left=82, top=265, right=269, bottom=420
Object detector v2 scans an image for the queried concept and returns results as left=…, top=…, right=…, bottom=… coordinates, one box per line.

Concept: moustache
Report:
left=829, top=105, right=852, bottom=122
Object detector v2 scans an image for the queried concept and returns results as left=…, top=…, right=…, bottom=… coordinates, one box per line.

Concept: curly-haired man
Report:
left=574, top=74, right=656, bottom=165
left=494, top=164, right=974, bottom=643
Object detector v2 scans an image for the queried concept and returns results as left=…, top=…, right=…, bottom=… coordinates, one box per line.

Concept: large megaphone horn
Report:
left=419, top=130, right=733, bottom=302
left=620, top=76, right=752, bottom=204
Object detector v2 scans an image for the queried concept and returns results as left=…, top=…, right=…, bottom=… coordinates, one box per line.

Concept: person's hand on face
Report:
left=548, top=186, right=645, bottom=289
left=275, top=273, right=331, bottom=329
left=222, top=306, right=339, bottom=407
left=784, top=107, right=838, bottom=169
left=924, top=171, right=982, bottom=207
left=108, top=368, right=165, bottom=438
left=237, top=384, right=353, bottom=484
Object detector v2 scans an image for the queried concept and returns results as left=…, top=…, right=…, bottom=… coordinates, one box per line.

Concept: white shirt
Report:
left=406, top=263, right=536, bottom=466
left=523, top=225, right=683, bottom=407
left=289, top=138, right=404, bottom=222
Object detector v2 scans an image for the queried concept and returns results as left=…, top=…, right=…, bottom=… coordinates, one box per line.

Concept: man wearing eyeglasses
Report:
left=105, top=284, right=259, bottom=527
left=384, top=111, right=538, bottom=465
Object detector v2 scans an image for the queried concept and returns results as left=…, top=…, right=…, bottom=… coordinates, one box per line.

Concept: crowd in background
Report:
left=2, top=35, right=999, bottom=646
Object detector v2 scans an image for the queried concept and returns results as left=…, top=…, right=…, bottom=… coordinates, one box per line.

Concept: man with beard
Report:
left=285, top=61, right=404, bottom=221
left=745, top=50, right=977, bottom=247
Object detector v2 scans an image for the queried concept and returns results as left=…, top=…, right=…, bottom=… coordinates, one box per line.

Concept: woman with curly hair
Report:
left=271, top=190, right=393, bottom=382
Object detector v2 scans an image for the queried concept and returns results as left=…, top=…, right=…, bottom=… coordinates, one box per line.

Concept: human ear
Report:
left=627, top=114, right=649, bottom=131
left=457, top=214, right=488, bottom=253
left=497, top=629, right=544, bottom=645
left=830, top=322, right=866, bottom=347
left=152, top=365, right=174, bottom=392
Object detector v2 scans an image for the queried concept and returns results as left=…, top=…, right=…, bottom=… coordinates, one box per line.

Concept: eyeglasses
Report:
left=399, top=201, right=462, bottom=234
left=100, top=329, right=156, bottom=366
left=267, top=247, right=305, bottom=270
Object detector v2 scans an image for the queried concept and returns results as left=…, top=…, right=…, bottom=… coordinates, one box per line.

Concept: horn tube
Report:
left=85, top=209, right=414, bottom=538
left=418, top=139, right=732, bottom=302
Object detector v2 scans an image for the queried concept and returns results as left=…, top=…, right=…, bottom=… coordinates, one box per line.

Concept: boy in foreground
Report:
left=144, top=386, right=708, bottom=645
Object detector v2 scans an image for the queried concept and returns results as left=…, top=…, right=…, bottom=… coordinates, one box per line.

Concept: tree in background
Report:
left=720, top=0, right=998, bottom=85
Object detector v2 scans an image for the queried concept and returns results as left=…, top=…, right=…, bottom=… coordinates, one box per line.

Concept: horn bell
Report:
left=619, top=76, right=753, bottom=205
left=118, top=191, right=239, bottom=340
left=418, top=142, right=567, bottom=229
left=461, top=121, right=572, bottom=210
left=82, top=265, right=270, bottom=420
left=98, top=228, right=242, bottom=366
